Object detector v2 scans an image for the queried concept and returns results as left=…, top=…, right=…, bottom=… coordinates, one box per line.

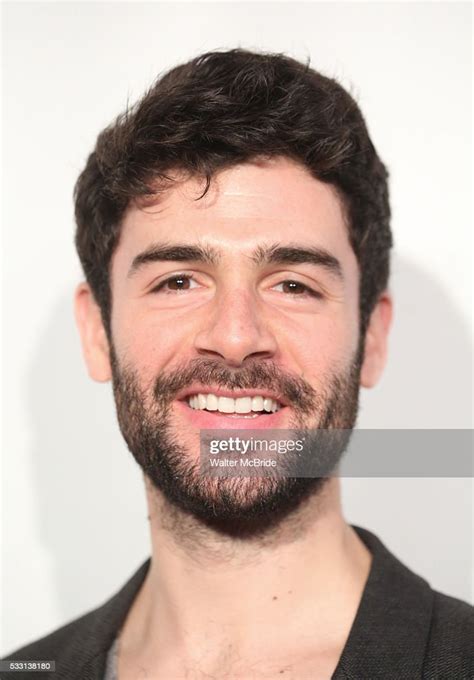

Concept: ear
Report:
left=360, top=291, right=393, bottom=388
left=74, top=282, right=112, bottom=382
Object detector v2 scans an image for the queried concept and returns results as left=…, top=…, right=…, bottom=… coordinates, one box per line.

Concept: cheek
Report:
left=112, top=308, right=189, bottom=379
left=275, top=307, right=359, bottom=396
left=294, top=317, right=357, bottom=373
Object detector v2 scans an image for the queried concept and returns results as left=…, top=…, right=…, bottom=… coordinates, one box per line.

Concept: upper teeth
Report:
left=187, top=394, right=281, bottom=414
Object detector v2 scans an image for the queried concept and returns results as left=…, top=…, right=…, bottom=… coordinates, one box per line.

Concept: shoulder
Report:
left=433, top=589, right=474, bottom=625
left=423, top=589, right=474, bottom=678
left=2, top=558, right=151, bottom=678
left=350, top=526, right=473, bottom=679
left=430, top=589, right=473, bottom=640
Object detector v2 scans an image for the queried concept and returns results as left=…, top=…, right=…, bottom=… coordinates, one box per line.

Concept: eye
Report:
left=273, top=280, right=322, bottom=299
left=150, top=273, right=198, bottom=294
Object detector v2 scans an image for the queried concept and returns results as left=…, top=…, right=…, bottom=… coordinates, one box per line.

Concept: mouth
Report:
left=174, top=389, right=289, bottom=429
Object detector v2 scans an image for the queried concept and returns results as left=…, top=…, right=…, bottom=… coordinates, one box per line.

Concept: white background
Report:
left=2, top=1, right=472, bottom=654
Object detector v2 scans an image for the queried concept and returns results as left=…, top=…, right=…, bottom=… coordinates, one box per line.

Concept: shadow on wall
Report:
left=358, top=254, right=472, bottom=428
left=26, top=254, right=472, bottom=621
left=26, top=293, right=149, bottom=622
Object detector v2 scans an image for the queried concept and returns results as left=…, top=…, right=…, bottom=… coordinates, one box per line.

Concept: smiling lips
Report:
left=185, top=392, right=283, bottom=417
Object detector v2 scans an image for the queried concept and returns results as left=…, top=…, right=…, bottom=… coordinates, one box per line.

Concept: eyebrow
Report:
left=128, top=241, right=343, bottom=280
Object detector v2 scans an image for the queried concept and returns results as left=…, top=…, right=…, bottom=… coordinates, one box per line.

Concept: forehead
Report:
left=112, top=157, right=354, bottom=273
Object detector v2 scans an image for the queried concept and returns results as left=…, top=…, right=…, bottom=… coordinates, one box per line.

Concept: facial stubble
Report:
left=110, top=347, right=363, bottom=538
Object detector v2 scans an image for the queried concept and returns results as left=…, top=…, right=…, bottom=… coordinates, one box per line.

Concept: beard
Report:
left=110, top=344, right=363, bottom=539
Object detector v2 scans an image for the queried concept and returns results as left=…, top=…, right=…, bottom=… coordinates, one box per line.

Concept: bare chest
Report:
left=115, top=644, right=341, bottom=680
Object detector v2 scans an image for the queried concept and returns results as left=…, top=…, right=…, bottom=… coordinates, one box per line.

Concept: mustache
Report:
left=152, top=357, right=319, bottom=413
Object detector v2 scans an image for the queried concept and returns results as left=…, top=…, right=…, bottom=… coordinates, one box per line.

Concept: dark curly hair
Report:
left=74, top=49, right=392, bottom=340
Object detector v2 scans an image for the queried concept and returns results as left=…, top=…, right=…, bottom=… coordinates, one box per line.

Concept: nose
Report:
left=193, top=286, right=278, bottom=367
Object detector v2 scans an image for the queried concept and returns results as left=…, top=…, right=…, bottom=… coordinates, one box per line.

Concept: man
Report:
left=4, top=49, right=472, bottom=679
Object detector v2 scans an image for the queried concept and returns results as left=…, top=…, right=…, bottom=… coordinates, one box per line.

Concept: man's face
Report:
left=100, top=157, right=365, bottom=535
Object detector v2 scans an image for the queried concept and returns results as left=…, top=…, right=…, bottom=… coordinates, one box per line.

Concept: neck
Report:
left=117, top=477, right=371, bottom=675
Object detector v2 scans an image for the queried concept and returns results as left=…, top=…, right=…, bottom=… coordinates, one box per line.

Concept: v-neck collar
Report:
left=58, top=525, right=434, bottom=679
